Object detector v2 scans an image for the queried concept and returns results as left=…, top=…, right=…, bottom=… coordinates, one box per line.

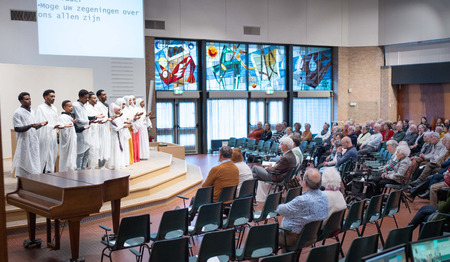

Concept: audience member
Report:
left=392, top=121, right=406, bottom=142
left=271, top=123, right=284, bottom=143
left=358, top=123, right=382, bottom=155
left=281, top=122, right=288, bottom=136
left=346, top=125, right=358, bottom=147
left=322, top=168, right=347, bottom=225
left=314, top=123, right=331, bottom=141
left=231, top=148, right=253, bottom=196
left=382, top=122, right=394, bottom=142
left=293, top=122, right=302, bottom=136
left=355, top=124, right=362, bottom=137
left=291, top=135, right=303, bottom=166
left=357, top=125, right=371, bottom=149
left=373, top=145, right=411, bottom=194
left=276, top=168, right=328, bottom=249
left=248, top=121, right=264, bottom=141
left=260, top=122, right=272, bottom=141
left=283, top=127, right=293, bottom=138
left=336, top=137, right=358, bottom=167
left=402, top=124, right=418, bottom=146
left=430, top=167, right=450, bottom=207
left=301, top=123, right=312, bottom=142
left=202, top=146, right=239, bottom=202
left=421, top=116, right=431, bottom=130
left=408, top=190, right=450, bottom=229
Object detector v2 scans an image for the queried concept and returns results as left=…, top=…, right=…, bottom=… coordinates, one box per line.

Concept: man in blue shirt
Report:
left=277, top=168, right=329, bottom=248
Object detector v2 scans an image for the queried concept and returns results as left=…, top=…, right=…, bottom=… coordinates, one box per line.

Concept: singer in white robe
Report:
left=12, top=106, right=41, bottom=176
left=73, top=98, right=91, bottom=170
left=34, top=102, right=59, bottom=173
left=58, top=112, right=77, bottom=172
left=86, top=101, right=101, bottom=169
left=108, top=103, right=128, bottom=170
left=136, top=98, right=150, bottom=160
left=115, top=98, right=131, bottom=165
left=95, top=100, right=111, bottom=168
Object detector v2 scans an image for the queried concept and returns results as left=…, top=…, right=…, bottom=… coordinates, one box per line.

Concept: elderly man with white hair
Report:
left=252, top=137, right=297, bottom=182
left=358, top=123, right=383, bottom=155
left=374, top=144, right=412, bottom=194
left=402, top=124, right=419, bottom=146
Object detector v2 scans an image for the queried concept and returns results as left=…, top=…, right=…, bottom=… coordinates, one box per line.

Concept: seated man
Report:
left=314, top=123, right=331, bottom=141
left=346, top=125, right=358, bottom=148
left=430, top=167, right=450, bottom=207
left=202, top=146, right=239, bottom=202
left=248, top=121, right=264, bottom=141
left=270, top=123, right=284, bottom=143
left=276, top=168, right=329, bottom=248
left=402, top=124, right=418, bottom=146
left=410, top=124, right=426, bottom=155
left=336, top=136, right=358, bottom=167
left=392, top=121, right=406, bottom=142
left=373, top=145, right=411, bottom=194
left=358, top=123, right=382, bottom=156
left=252, top=137, right=297, bottom=183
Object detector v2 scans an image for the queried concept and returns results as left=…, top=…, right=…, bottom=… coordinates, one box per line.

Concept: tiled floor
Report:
left=6, top=154, right=430, bottom=261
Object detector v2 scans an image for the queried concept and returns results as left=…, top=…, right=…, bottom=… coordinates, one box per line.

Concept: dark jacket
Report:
left=260, top=130, right=272, bottom=141
left=336, top=146, right=358, bottom=167
left=267, top=150, right=297, bottom=182
left=402, top=132, right=418, bottom=146
left=347, top=134, right=358, bottom=148
left=392, top=131, right=406, bottom=142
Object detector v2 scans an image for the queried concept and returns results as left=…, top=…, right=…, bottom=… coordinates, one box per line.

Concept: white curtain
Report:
left=249, top=100, right=265, bottom=132
left=156, top=102, right=174, bottom=143
left=207, top=99, right=248, bottom=150
left=292, top=98, right=331, bottom=135
left=179, top=102, right=197, bottom=152
left=268, top=100, right=283, bottom=130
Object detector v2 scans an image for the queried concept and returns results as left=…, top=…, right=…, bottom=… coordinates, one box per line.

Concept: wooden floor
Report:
left=6, top=154, right=429, bottom=262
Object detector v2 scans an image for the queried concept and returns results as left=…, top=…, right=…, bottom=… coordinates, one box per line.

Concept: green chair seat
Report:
left=188, top=224, right=219, bottom=234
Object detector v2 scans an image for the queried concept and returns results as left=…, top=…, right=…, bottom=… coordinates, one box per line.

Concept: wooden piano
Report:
left=6, top=169, right=129, bottom=262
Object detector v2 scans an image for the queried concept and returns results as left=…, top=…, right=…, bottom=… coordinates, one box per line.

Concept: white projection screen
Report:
left=36, top=0, right=144, bottom=58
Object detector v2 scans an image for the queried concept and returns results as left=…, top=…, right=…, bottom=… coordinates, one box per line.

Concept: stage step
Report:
left=4, top=151, right=203, bottom=230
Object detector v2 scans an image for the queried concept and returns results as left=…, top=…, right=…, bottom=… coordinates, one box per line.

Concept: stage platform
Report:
left=3, top=150, right=203, bottom=230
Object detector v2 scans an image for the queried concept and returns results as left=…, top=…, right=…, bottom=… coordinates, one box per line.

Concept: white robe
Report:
left=95, top=102, right=111, bottom=161
left=58, top=113, right=77, bottom=172
left=34, top=103, right=58, bottom=173
left=72, top=101, right=90, bottom=154
left=135, top=100, right=150, bottom=160
left=86, top=103, right=101, bottom=169
left=12, top=107, right=40, bottom=176
left=109, top=117, right=128, bottom=170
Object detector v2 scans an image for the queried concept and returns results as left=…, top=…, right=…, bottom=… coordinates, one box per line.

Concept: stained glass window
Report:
left=206, top=42, right=247, bottom=91
left=154, top=40, right=198, bottom=91
left=292, top=46, right=332, bottom=91
left=248, top=44, right=286, bottom=91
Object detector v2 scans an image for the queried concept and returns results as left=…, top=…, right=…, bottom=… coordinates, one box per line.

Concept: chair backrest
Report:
left=235, top=138, right=246, bottom=148
left=378, top=148, right=385, bottom=159
left=237, top=179, right=257, bottom=199
left=149, top=237, right=189, bottom=262
left=305, top=242, right=339, bottom=262
left=241, top=223, right=279, bottom=259
left=196, top=229, right=236, bottom=262
left=418, top=219, right=445, bottom=240
left=262, top=141, right=272, bottom=152
left=217, top=185, right=236, bottom=203
left=270, top=142, right=280, bottom=154
left=318, top=209, right=346, bottom=241
left=293, top=220, right=322, bottom=250
left=192, top=202, right=223, bottom=234
left=228, top=137, right=237, bottom=148
left=155, top=208, right=188, bottom=240
left=192, top=186, right=214, bottom=213
left=246, top=139, right=256, bottom=150
left=362, top=194, right=383, bottom=225
left=344, top=234, right=379, bottom=262
left=284, top=187, right=302, bottom=203
left=383, top=225, right=414, bottom=249
left=260, top=251, right=296, bottom=262
left=256, top=140, right=265, bottom=151
left=301, top=141, right=308, bottom=150
left=225, top=196, right=253, bottom=227
left=113, top=214, right=150, bottom=250
left=342, top=201, right=364, bottom=232
left=255, top=192, right=282, bottom=222
left=313, top=137, right=323, bottom=145
left=381, top=190, right=402, bottom=218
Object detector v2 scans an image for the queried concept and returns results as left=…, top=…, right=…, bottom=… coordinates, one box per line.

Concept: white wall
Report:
left=144, top=0, right=380, bottom=47
left=0, top=63, right=93, bottom=158
left=0, top=0, right=146, bottom=102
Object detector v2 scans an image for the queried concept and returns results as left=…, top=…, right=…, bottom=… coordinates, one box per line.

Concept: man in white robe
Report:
left=58, top=100, right=81, bottom=172
left=72, top=89, right=92, bottom=170
left=95, top=90, right=112, bottom=169
left=12, top=92, right=47, bottom=176
left=34, top=89, right=62, bottom=173
left=85, top=92, right=106, bottom=169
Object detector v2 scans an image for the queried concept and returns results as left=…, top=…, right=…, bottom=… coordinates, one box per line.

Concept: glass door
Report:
left=156, top=101, right=175, bottom=143
left=177, top=101, right=198, bottom=154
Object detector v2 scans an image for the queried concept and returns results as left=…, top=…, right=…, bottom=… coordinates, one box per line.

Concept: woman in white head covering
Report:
left=122, top=96, right=135, bottom=164
left=135, top=98, right=150, bottom=159
left=108, top=103, right=129, bottom=169
left=113, top=98, right=131, bottom=165
left=129, top=95, right=141, bottom=162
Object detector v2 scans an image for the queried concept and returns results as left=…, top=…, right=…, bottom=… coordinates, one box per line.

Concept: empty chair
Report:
left=339, top=234, right=379, bottom=262
left=360, top=194, right=384, bottom=245
left=188, top=202, right=223, bottom=245
left=253, top=192, right=281, bottom=225
left=280, top=220, right=322, bottom=261
left=217, top=185, right=236, bottom=204
left=383, top=225, right=414, bottom=250
left=317, top=209, right=346, bottom=245
left=418, top=219, right=445, bottom=240
left=235, top=138, right=246, bottom=149
left=260, top=252, right=296, bottom=262
left=147, top=237, right=189, bottom=262
left=189, top=229, right=235, bottom=262
left=150, top=208, right=188, bottom=242
left=177, top=186, right=213, bottom=221
left=339, top=200, right=364, bottom=257
left=222, top=196, right=253, bottom=247
left=305, top=242, right=339, bottom=262
left=380, top=190, right=402, bottom=229
left=228, top=137, right=237, bottom=148
left=100, top=214, right=150, bottom=262
left=284, top=186, right=302, bottom=203
left=235, top=223, right=279, bottom=261
left=237, top=179, right=257, bottom=199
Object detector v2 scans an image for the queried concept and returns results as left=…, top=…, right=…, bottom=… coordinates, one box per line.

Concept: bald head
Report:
left=341, top=136, right=352, bottom=149
left=303, top=168, right=322, bottom=190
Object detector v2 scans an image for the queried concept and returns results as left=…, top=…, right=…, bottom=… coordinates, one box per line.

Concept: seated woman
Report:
left=381, top=122, right=394, bottom=142
left=322, top=168, right=347, bottom=225
left=373, top=144, right=411, bottom=194
left=231, top=148, right=253, bottom=196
